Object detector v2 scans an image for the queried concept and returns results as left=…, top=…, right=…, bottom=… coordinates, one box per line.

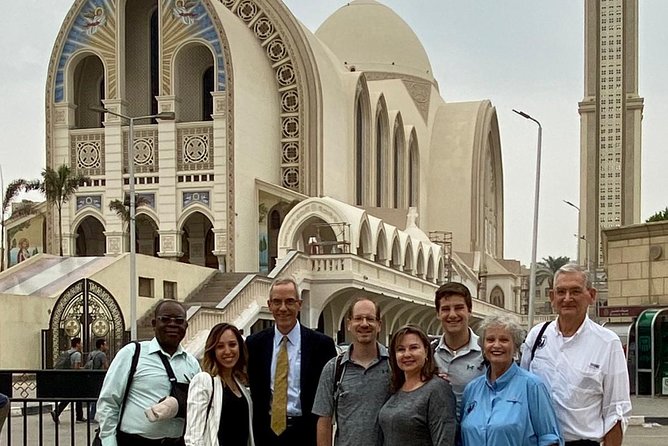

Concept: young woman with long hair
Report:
left=184, top=323, right=255, bottom=446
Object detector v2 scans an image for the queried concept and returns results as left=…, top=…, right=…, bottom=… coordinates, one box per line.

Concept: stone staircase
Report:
left=184, top=271, right=251, bottom=307
left=136, top=272, right=252, bottom=339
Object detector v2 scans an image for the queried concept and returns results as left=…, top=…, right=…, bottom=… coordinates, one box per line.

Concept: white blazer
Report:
left=184, top=371, right=255, bottom=446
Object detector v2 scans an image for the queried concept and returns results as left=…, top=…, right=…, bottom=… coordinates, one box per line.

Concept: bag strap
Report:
left=332, top=353, right=346, bottom=425
left=530, top=321, right=552, bottom=361
left=205, top=374, right=215, bottom=423
left=158, top=352, right=178, bottom=390
left=117, top=341, right=141, bottom=433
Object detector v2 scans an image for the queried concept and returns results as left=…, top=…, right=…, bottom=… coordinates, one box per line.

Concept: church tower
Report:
left=578, top=0, right=643, bottom=268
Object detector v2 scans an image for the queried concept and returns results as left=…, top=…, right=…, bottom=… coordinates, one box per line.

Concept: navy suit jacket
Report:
left=246, top=324, right=336, bottom=446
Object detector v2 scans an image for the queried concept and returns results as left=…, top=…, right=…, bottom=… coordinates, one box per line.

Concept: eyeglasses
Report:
left=351, top=315, right=378, bottom=324
left=156, top=315, right=187, bottom=325
left=269, top=298, right=300, bottom=308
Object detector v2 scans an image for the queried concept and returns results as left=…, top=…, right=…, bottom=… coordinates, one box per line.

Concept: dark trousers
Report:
left=55, top=400, right=84, bottom=420
left=262, top=416, right=312, bottom=446
left=117, top=431, right=184, bottom=446
left=565, top=441, right=599, bottom=446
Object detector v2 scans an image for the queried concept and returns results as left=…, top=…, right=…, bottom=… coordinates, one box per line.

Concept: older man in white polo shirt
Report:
left=521, top=264, right=631, bottom=446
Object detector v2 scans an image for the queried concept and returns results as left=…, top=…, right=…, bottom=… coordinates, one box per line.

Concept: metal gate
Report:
left=42, top=278, right=126, bottom=368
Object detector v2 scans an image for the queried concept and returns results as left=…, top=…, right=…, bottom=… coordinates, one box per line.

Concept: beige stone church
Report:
left=0, top=0, right=535, bottom=368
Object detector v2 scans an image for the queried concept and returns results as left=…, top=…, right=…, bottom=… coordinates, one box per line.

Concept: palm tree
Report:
left=109, top=195, right=152, bottom=250
left=535, top=255, right=571, bottom=288
left=33, top=165, right=89, bottom=256
left=1, top=179, right=35, bottom=271
left=108, top=195, right=151, bottom=227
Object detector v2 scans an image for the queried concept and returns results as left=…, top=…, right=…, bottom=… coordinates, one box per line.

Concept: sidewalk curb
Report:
left=10, top=403, right=54, bottom=417
left=629, top=415, right=668, bottom=426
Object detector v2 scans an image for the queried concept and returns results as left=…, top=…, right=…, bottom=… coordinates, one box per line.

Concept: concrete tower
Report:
left=578, top=0, right=643, bottom=268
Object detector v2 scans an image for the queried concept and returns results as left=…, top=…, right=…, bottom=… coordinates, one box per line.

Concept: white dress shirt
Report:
left=270, top=321, right=302, bottom=416
left=521, top=316, right=631, bottom=442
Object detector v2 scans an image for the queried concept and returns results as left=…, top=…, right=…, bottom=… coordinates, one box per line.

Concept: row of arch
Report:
left=66, top=0, right=221, bottom=128
left=279, top=198, right=446, bottom=284
left=355, top=83, right=419, bottom=209
left=73, top=207, right=218, bottom=268
left=71, top=43, right=215, bottom=129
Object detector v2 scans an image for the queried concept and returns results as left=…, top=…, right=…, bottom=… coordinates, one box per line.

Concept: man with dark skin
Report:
left=97, top=300, right=200, bottom=446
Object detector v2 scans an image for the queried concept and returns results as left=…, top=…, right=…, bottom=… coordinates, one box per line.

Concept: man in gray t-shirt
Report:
left=313, top=297, right=391, bottom=446
left=51, top=337, right=86, bottom=423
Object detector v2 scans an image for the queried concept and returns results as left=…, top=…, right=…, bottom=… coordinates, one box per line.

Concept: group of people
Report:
left=92, top=263, right=630, bottom=446
left=50, top=336, right=109, bottom=424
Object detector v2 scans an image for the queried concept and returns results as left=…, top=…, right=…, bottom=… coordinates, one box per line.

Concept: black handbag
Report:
left=158, top=353, right=190, bottom=419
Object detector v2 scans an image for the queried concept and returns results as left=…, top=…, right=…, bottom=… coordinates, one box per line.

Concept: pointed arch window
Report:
left=409, top=135, right=419, bottom=207
left=376, top=116, right=383, bottom=207
left=355, top=96, right=364, bottom=205
left=202, top=66, right=214, bottom=121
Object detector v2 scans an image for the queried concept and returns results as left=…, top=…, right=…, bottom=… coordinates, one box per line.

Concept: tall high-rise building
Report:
left=579, top=0, right=643, bottom=268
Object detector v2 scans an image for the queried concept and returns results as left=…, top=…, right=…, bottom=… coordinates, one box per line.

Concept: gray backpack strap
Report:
left=332, top=353, right=346, bottom=425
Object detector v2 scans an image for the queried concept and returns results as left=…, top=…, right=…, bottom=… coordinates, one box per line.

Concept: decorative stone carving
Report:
left=183, top=191, right=210, bottom=208
left=220, top=0, right=304, bottom=192
left=76, top=195, right=102, bottom=212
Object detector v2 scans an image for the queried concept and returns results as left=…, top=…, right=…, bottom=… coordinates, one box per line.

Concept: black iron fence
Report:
left=0, top=370, right=105, bottom=446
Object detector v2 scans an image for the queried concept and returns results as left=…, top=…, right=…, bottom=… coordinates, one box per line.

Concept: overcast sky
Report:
left=1, top=0, right=667, bottom=266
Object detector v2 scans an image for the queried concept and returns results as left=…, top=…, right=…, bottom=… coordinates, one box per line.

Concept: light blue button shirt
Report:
left=460, top=363, right=563, bottom=446
left=270, top=321, right=302, bottom=416
left=97, top=338, right=200, bottom=446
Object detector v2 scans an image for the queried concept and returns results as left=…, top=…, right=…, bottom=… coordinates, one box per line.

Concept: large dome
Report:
left=315, top=0, right=435, bottom=83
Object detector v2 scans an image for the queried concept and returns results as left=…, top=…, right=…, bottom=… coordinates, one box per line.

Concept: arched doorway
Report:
left=136, top=213, right=159, bottom=257
left=75, top=216, right=105, bottom=256
left=180, top=211, right=217, bottom=268
left=45, top=278, right=125, bottom=367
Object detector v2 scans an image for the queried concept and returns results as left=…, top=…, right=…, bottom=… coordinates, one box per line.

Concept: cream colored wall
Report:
left=605, top=223, right=668, bottom=307
left=307, top=30, right=355, bottom=203
left=426, top=102, right=479, bottom=253
left=214, top=5, right=281, bottom=271
left=0, top=255, right=213, bottom=369
left=0, top=294, right=53, bottom=368
left=89, top=254, right=215, bottom=320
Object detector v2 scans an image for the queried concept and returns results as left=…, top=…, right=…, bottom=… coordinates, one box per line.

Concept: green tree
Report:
left=108, top=195, right=152, bottom=252
left=108, top=195, right=151, bottom=228
left=535, top=255, right=571, bottom=288
left=646, top=207, right=668, bottom=222
left=32, top=165, right=89, bottom=256
left=1, top=179, right=36, bottom=271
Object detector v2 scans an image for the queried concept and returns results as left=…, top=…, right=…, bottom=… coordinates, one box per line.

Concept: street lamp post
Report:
left=90, top=106, right=175, bottom=340
left=563, top=200, right=582, bottom=265
left=513, top=109, right=542, bottom=329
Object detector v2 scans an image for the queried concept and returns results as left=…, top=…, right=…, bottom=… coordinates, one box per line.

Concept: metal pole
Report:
left=128, top=117, right=137, bottom=341
left=89, top=106, right=174, bottom=341
left=513, top=110, right=542, bottom=329
left=563, top=200, right=581, bottom=265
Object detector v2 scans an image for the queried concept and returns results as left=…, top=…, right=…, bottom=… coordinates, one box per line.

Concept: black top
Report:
left=218, top=384, right=249, bottom=446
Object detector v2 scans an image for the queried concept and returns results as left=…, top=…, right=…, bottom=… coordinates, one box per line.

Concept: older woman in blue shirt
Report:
left=460, top=315, right=563, bottom=446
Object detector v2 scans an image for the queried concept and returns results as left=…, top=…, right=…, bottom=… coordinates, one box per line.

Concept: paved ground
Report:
left=1, top=396, right=667, bottom=445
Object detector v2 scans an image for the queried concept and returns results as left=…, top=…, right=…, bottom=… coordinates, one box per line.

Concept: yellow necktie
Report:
left=271, top=336, right=289, bottom=435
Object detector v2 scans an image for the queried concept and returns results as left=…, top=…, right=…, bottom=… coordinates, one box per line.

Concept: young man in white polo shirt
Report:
left=432, top=282, right=485, bottom=418
left=521, top=264, right=631, bottom=446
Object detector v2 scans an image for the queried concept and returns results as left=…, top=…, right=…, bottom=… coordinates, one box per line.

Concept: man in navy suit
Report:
left=246, top=277, right=336, bottom=446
